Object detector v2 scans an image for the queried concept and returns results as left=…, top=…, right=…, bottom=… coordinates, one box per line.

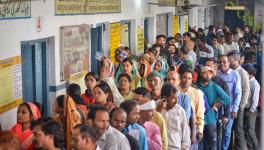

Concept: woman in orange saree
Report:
left=10, top=102, right=41, bottom=150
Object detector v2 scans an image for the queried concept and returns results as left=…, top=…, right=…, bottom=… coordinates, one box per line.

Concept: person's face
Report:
left=218, top=37, right=225, bottom=44
left=122, top=61, right=132, bottom=74
left=133, top=93, right=148, bottom=104
left=168, top=45, right=176, bottom=55
left=187, top=41, right=194, bottom=50
left=167, top=72, right=180, bottom=88
left=228, top=56, right=237, bottom=69
left=139, top=58, right=147, bottom=65
left=127, top=105, right=140, bottom=124
left=201, top=71, right=212, bottom=82
left=72, top=128, right=86, bottom=150
left=94, top=110, right=109, bottom=135
left=148, top=76, right=162, bottom=90
left=219, top=56, right=230, bottom=72
left=244, top=27, right=249, bottom=33
left=17, top=105, right=31, bottom=124
left=119, top=76, right=131, bottom=90
left=32, top=125, right=47, bottom=149
left=227, top=35, right=234, bottom=43
left=205, top=61, right=217, bottom=76
left=211, top=38, right=217, bottom=46
left=139, top=109, right=154, bottom=123
left=147, top=52, right=156, bottom=64
left=181, top=72, right=192, bottom=88
left=110, top=111, right=127, bottom=131
left=156, top=37, right=166, bottom=45
left=85, top=75, right=97, bottom=90
left=168, top=39, right=176, bottom=45
left=155, top=47, right=161, bottom=57
left=93, top=86, right=108, bottom=104
left=183, top=35, right=190, bottom=43
left=54, top=101, right=63, bottom=114
left=166, top=91, right=177, bottom=110
left=196, top=39, right=203, bottom=47
left=154, top=61, right=162, bottom=72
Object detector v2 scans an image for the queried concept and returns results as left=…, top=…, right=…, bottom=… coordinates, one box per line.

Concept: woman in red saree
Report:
left=10, top=102, right=41, bottom=150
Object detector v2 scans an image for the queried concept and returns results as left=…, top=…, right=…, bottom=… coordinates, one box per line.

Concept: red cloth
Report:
left=81, top=93, right=95, bottom=105
left=10, top=124, right=34, bottom=150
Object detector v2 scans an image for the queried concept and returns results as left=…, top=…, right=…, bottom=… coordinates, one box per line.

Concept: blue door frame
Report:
left=91, top=26, right=103, bottom=74
left=21, top=38, right=49, bottom=116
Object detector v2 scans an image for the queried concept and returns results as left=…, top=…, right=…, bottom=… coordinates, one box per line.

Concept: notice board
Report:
left=0, top=56, right=23, bottom=113
left=60, top=24, right=90, bottom=80
left=136, top=26, right=144, bottom=54
left=173, top=16, right=179, bottom=35
left=109, top=22, right=121, bottom=64
left=55, top=0, right=121, bottom=15
left=0, top=1, right=31, bottom=20
left=183, top=15, right=189, bottom=32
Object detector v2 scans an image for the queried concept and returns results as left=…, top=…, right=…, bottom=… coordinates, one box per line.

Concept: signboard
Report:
left=69, top=70, right=88, bottom=93
left=183, top=15, right=189, bottom=32
left=224, top=6, right=245, bottom=10
left=158, top=0, right=176, bottom=6
left=109, top=22, right=121, bottom=63
left=0, top=1, right=31, bottom=20
left=173, top=15, right=179, bottom=35
left=136, top=26, right=144, bottom=54
left=0, top=56, right=23, bottom=113
left=121, top=23, right=129, bottom=47
left=156, top=13, right=168, bottom=36
left=55, top=0, right=121, bottom=15
left=60, top=24, right=90, bottom=80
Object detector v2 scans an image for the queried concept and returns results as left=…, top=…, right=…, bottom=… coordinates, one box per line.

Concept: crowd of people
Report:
left=0, top=24, right=262, bottom=150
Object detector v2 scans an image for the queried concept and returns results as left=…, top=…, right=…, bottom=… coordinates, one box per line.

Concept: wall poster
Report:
left=0, top=1, right=31, bottom=20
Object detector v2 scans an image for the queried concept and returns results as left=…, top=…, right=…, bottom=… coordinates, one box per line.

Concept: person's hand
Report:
left=197, top=133, right=203, bottom=142
left=222, top=117, right=228, bottom=124
left=156, top=100, right=166, bottom=113
left=231, top=112, right=237, bottom=119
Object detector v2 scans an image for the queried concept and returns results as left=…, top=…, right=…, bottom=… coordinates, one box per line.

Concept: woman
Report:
left=82, top=72, right=99, bottom=105
left=115, top=58, right=141, bottom=90
left=93, top=81, right=118, bottom=112
left=100, top=57, right=115, bottom=78
left=118, top=73, right=134, bottom=100
left=53, top=95, right=65, bottom=125
left=11, top=102, right=41, bottom=150
left=139, top=53, right=151, bottom=89
left=151, top=58, right=168, bottom=80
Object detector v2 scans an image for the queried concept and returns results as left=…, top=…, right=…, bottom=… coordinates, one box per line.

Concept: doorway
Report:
left=21, top=38, right=50, bottom=116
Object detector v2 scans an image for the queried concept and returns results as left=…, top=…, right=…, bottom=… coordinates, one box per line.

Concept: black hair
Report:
left=180, top=68, right=193, bottom=77
left=74, top=124, right=96, bottom=143
left=152, top=44, right=161, bottom=50
left=205, top=58, right=217, bottom=64
left=183, top=32, right=191, bottom=38
left=56, top=95, right=65, bottom=108
left=122, top=57, right=133, bottom=66
left=180, top=46, right=189, bottom=55
left=66, top=83, right=84, bottom=105
left=118, top=73, right=132, bottom=82
left=211, top=34, right=217, bottom=40
left=119, top=100, right=138, bottom=115
left=242, top=64, right=256, bottom=76
left=161, top=84, right=178, bottom=98
left=209, top=25, right=214, bottom=31
left=133, top=87, right=149, bottom=97
left=197, top=36, right=206, bottom=43
left=123, top=47, right=131, bottom=52
left=30, top=117, right=53, bottom=130
left=42, top=120, right=64, bottom=148
left=156, top=34, right=166, bottom=40
left=87, top=105, right=108, bottom=121
left=166, top=37, right=175, bottom=43
left=109, top=108, right=126, bottom=120
left=19, top=102, right=41, bottom=119
left=94, top=81, right=111, bottom=94
left=85, top=72, right=99, bottom=81
left=147, top=47, right=157, bottom=56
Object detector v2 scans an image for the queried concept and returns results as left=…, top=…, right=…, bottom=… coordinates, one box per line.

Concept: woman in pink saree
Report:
left=10, top=102, right=41, bottom=150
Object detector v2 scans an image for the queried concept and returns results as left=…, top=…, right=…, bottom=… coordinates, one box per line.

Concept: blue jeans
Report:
left=222, top=118, right=234, bottom=150
left=203, top=124, right=217, bottom=150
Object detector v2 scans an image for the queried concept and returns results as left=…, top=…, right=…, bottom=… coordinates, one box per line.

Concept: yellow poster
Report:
left=109, top=22, right=121, bottom=63
left=0, top=56, right=23, bottom=113
left=55, top=0, right=121, bottom=15
left=173, top=16, right=179, bottom=36
left=69, top=70, right=88, bottom=94
left=136, top=26, right=144, bottom=54
left=158, top=0, right=176, bottom=6
left=184, top=15, right=189, bottom=32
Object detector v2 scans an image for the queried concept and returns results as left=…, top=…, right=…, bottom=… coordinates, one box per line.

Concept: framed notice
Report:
left=173, top=16, right=179, bottom=35
left=158, top=0, right=176, bottom=6
left=183, top=15, right=189, bottom=32
left=136, top=26, right=144, bottom=54
left=109, top=22, right=121, bottom=64
left=60, top=24, right=90, bottom=80
left=0, top=56, right=23, bottom=113
left=0, top=1, right=31, bottom=20
left=55, top=0, right=121, bottom=15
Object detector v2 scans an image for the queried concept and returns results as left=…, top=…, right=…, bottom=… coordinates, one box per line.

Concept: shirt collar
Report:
left=249, top=77, right=255, bottom=81
left=98, top=125, right=111, bottom=141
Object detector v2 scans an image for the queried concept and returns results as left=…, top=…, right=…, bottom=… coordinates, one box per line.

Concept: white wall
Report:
left=0, top=0, right=175, bottom=130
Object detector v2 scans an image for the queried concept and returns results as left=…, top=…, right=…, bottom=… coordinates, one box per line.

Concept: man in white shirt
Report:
left=226, top=32, right=239, bottom=52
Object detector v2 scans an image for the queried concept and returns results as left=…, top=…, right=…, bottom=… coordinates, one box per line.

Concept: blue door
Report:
left=91, top=26, right=103, bottom=74
left=21, top=40, right=49, bottom=116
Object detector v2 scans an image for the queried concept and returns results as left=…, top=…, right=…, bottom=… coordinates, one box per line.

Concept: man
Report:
left=155, top=34, right=168, bottom=58
left=206, top=25, right=215, bottom=45
left=211, top=35, right=224, bottom=61
left=225, top=32, right=239, bottom=52
left=179, top=69, right=205, bottom=144
left=218, top=55, right=242, bottom=150
left=218, top=35, right=231, bottom=55
left=133, top=87, right=168, bottom=150
left=87, top=105, right=131, bottom=150
left=183, top=32, right=191, bottom=44
left=196, top=36, right=214, bottom=65
left=31, top=118, right=64, bottom=150
left=205, top=58, right=230, bottom=149
left=243, top=64, right=260, bottom=150
left=197, top=66, right=230, bottom=150
left=120, top=100, right=148, bottom=150
left=72, top=124, right=100, bottom=150
left=139, top=100, right=163, bottom=150
left=228, top=51, right=250, bottom=150
left=186, top=41, right=197, bottom=65
left=161, top=84, right=191, bottom=150
left=110, top=108, right=140, bottom=150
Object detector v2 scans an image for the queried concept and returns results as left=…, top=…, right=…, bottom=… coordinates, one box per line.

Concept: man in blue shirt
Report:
left=120, top=100, right=148, bottom=150
left=218, top=55, right=242, bottom=150
left=197, top=66, right=230, bottom=150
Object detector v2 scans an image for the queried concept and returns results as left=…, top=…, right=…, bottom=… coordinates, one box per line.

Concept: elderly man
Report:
left=218, top=55, right=242, bottom=150
left=197, top=66, right=230, bottom=150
